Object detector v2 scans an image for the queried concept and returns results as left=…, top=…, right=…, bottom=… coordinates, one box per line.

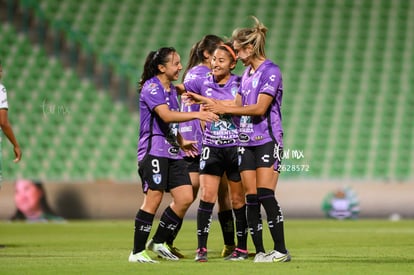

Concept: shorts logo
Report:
left=261, top=154, right=270, bottom=163
left=199, top=160, right=206, bottom=170
left=238, top=155, right=242, bottom=166
left=153, top=174, right=162, bottom=184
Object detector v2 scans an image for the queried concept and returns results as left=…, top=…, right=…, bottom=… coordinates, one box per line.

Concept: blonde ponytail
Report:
left=232, top=16, right=267, bottom=58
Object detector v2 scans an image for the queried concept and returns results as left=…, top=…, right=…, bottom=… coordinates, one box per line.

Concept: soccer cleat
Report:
left=221, top=244, right=236, bottom=257
left=267, top=250, right=291, bottom=262
left=224, top=248, right=249, bottom=261
left=194, top=248, right=208, bottom=262
left=166, top=243, right=185, bottom=258
left=128, top=251, right=158, bottom=263
left=146, top=239, right=179, bottom=261
left=253, top=252, right=269, bottom=263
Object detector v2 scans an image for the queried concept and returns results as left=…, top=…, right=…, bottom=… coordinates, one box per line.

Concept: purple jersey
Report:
left=185, top=74, right=241, bottom=148
left=137, top=76, right=182, bottom=161
left=238, top=60, right=283, bottom=147
left=179, top=65, right=211, bottom=154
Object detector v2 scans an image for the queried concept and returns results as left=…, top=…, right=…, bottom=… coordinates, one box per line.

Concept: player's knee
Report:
left=179, top=192, right=194, bottom=209
left=231, top=193, right=245, bottom=209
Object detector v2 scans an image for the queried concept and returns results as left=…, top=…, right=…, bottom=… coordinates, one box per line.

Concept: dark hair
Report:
left=217, top=42, right=237, bottom=62
left=138, top=47, right=176, bottom=93
left=10, top=180, right=58, bottom=221
left=182, top=34, right=223, bottom=81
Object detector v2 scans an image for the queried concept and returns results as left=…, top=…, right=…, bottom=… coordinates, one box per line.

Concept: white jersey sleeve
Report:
left=0, top=83, right=9, bottom=109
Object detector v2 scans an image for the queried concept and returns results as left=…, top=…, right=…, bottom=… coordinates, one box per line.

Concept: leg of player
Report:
left=146, top=184, right=193, bottom=261
left=217, top=175, right=236, bottom=257
left=129, top=190, right=164, bottom=263
left=165, top=169, right=200, bottom=258
left=195, top=174, right=220, bottom=262
left=224, top=179, right=248, bottom=261
left=256, top=169, right=290, bottom=263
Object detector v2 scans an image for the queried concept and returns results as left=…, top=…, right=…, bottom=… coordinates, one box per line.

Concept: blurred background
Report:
left=0, top=0, right=413, bottom=219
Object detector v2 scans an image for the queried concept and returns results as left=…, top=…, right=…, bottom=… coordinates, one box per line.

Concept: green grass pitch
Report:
left=1, top=219, right=413, bottom=274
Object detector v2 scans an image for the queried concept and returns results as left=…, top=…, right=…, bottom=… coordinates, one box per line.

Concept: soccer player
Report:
left=187, top=17, right=291, bottom=263
left=0, top=60, right=22, bottom=184
left=173, top=35, right=237, bottom=258
left=182, top=43, right=248, bottom=262
left=128, top=47, right=218, bottom=263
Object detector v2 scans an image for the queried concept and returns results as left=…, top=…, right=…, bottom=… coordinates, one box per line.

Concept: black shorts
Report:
left=199, top=146, right=241, bottom=182
left=184, top=155, right=200, bottom=173
left=238, top=141, right=283, bottom=172
left=138, top=155, right=192, bottom=193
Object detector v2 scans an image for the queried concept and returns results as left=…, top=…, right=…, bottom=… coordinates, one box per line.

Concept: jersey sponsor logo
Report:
left=269, top=74, right=276, bottom=81
left=254, top=135, right=263, bottom=141
left=241, top=89, right=251, bottom=97
left=152, top=174, right=162, bottom=184
left=263, top=83, right=276, bottom=93
left=215, top=138, right=236, bottom=145
left=180, top=125, right=192, bottom=132
left=211, top=116, right=236, bottom=131
left=238, top=133, right=250, bottom=143
left=168, top=147, right=179, bottom=155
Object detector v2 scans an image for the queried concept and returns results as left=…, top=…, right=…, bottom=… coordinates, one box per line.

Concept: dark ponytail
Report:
left=182, top=34, right=223, bottom=81
left=138, top=47, right=176, bottom=93
left=181, top=41, right=201, bottom=81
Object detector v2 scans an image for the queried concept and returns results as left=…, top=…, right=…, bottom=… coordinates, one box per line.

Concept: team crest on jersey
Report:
left=252, top=72, right=262, bottom=88
left=153, top=174, right=162, bottom=184
left=231, top=86, right=238, bottom=96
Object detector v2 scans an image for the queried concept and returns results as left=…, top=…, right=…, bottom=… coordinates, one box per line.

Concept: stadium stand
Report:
left=0, top=0, right=412, bottom=182
left=0, top=21, right=138, bottom=181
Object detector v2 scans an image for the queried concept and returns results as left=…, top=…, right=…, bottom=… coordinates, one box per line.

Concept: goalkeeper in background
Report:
left=322, top=187, right=360, bottom=220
